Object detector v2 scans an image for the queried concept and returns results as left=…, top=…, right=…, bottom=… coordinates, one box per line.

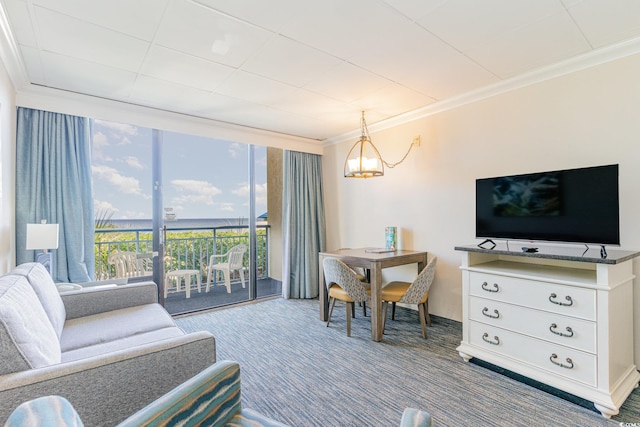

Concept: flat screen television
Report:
left=475, top=164, right=620, bottom=246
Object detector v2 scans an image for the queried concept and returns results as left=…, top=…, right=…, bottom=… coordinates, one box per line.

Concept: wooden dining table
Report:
left=318, top=248, right=429, bottom=341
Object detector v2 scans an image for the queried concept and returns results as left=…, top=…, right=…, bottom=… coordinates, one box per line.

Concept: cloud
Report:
left=218, top=202, right=235, bottom=212
left=94, top=199, right=118, bottom=213
left=94, top=120, right=138, bottom=146
left=120, top=210, right=149, bottom=219
left=95, top=120, right=138, bottom=136
left=169, top=179, right=222, bottom=206
left=124, top=156, right=145, bottom=170
left=232, top=182, right=268, bottom=206
left=228, top=142, right=242, bottom=158
left=92, top=131, right=113, bottom=162
left=92, top=164, right=149, bottom=198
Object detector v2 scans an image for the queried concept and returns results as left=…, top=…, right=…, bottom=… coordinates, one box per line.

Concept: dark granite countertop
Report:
left=455, top=241, right=640, bottom=265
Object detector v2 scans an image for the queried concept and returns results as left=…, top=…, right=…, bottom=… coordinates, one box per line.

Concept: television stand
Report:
left=454, top=243, right=640, bottom=418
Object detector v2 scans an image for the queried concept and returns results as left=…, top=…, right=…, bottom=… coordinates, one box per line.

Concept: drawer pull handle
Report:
left=549, top=323, right=574, bottom=338
left=549, top=353, right=574, bottom=369
left=482, top=333, right=500, bottom=345
left=482, top=307, right=500, bottom=319
left=481, top=282, right=499, bottom=292
left=549, top=293, right=573, bottom=306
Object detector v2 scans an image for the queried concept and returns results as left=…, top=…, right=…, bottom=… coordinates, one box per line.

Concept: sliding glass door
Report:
left=92, top=120, right=281, bottom=314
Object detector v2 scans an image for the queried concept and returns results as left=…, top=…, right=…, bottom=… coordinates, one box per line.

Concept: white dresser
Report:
left=455, top=244, right=640, bottom=418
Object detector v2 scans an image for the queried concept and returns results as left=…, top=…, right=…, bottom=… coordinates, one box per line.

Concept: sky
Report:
left=92, top=120, right=267, bottom=220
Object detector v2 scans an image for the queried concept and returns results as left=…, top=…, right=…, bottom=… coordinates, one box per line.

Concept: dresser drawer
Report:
left=469, top=272, right=596, bottom=321
left=469, top=321, right=596, bottom=386
left=469, top=296, right=596, bottom=353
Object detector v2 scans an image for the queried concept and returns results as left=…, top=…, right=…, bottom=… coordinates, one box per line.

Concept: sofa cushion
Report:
left=62, top=327, right=185, bottom=362
left=0, top=274, right=61, bottom=375
left=60, top=303, right=177, bottom=352
left=11, top=262, right=66, bottom=339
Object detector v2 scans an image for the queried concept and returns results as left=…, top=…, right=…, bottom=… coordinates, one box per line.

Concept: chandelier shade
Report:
left=343, top=111, right=419, bottom=178
left=344, top=111, right=384, bottom=178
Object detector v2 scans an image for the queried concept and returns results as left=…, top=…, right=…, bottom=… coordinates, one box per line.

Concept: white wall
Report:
left=323, top=53, right=640, bottom=362
left=0, top=59, right=16, bottom=274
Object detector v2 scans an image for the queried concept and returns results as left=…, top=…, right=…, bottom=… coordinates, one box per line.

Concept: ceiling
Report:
left=1, top=0, right=640, bottom=142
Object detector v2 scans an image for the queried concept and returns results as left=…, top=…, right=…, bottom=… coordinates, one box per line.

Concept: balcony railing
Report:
left=94, top=225, right=269, bottom=283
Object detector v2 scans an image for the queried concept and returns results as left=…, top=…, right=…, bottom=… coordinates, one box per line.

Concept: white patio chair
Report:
left=205, top=244, right=247, bottom=293
left=108, top=251, right=153, bottom=279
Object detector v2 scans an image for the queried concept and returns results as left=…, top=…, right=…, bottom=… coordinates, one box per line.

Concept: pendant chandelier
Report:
left=343, top=111, right=420, bottom=178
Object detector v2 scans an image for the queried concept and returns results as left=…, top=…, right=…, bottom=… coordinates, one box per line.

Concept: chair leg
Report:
left=362, top=301, right=367, bottom=317
left=239, top=268, right=246, bottom=288
left=418, top=303, right=428, bottom=339
left=382, top=301, right=388, bottom=334
left=425, top=300, right=431, bottom=327
left=205, top=267, right=212, bottom=292
left=346, top=302, right=352, bottom=337
left=327, top=298, right=336, bottom=327
left=350, top=302, right=356, bottom=318
left=392, top=302, right=396, bottom=320
left=224, top=272, right=231, bottom=293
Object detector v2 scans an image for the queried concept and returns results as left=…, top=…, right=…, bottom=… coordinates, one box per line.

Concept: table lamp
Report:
left=26, top=220, right=59, bottom=277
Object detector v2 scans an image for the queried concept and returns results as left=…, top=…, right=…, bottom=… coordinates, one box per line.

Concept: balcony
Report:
left=95, top=224, right=281, bottom=315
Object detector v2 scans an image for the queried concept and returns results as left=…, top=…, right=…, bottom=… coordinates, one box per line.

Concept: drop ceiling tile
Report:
left=416, top=0, right=565, bottom=53
left=303, top=61, right=391, bottom=104
left=278, top=0, right=407, bottom=60
left=30, top=0, right=169, bottom=41
left=354, top=82, right=437, bottom=117
left=19, top=45, right=44, bottom=83
left=128, top=75, right=215, bottom=112
left=561, top=0, right=585, bottom=7
left=140, top=45, right=235, bottom=92
left=466, top=12, right=591, bottom=78
left=349, top=22, right=497, bottom=100
left=567, top=0, right=640, bottom=48
left=154, top=0, right=272, bottom=68
left=34, top=6, right=149, bottom=72
left=381, top=0, right=450, bottom=21
left=3, top=0, right=37, bottom=47
left=215, top=70, right=297, bottom=105
left=220, top=106, right=331, bottom=140
left=192, top=0, right=305, bottom=32
left=39, top=51, right=137, bottom=99
left=241, top=35, right=342, bottom=87
left=273, top=88, right=354, bottom=121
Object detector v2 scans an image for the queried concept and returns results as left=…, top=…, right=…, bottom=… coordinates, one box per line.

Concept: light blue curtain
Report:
left=15, top=107, right=94, bottom=283
left=282, top=150, right=326, bottom=299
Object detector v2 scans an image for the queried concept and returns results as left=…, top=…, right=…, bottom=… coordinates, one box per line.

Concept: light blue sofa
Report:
left=4, top=361, right=433, bottom=427
left=0, top=263, right=216, bottom=426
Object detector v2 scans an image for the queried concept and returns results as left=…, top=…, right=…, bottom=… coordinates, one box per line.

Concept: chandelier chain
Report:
left=383, top=141, right=418, bottom=168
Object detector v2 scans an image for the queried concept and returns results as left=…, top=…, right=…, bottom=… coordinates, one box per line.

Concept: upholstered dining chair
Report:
left=206, top=244, right=247, bottom=293
left=382, top=256, right=437, bottom=339
left=336, top=248, right=370, bottom=317
left=323, top=257, right=371, bottom=337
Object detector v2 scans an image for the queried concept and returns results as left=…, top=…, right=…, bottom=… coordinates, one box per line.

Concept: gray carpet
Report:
left=175, top=298, right=639, bottom=427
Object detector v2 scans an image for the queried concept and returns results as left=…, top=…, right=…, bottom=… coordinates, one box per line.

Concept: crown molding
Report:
left=16, top=86, right=324, bottom=154
left=0, top=2, right=29, bottom=90
left=324, top=35, right=640, bottom=147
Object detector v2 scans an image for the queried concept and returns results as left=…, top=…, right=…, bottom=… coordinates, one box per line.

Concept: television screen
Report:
left=476, top=164, right=620, bottom=245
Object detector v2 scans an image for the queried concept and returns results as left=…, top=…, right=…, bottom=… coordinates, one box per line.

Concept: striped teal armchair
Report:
left=4, top=361, right=287, bottom=427
left=4, top=360, right=433, bottom=427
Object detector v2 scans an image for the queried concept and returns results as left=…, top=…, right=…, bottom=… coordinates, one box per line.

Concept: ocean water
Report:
left=106, top=218, right=261, bottom=230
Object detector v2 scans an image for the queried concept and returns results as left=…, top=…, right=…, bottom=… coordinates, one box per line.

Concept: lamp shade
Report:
left=26, top=223, right=59, bottom=250
left=344, top=137, right=384, bottom=178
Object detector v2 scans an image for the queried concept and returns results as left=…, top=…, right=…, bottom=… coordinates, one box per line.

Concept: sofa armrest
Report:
left=119, top=360, right=242, bottom=427
left=0, top=331, right=216, bottom=427
left=62, top=281, right=158, bottom=319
